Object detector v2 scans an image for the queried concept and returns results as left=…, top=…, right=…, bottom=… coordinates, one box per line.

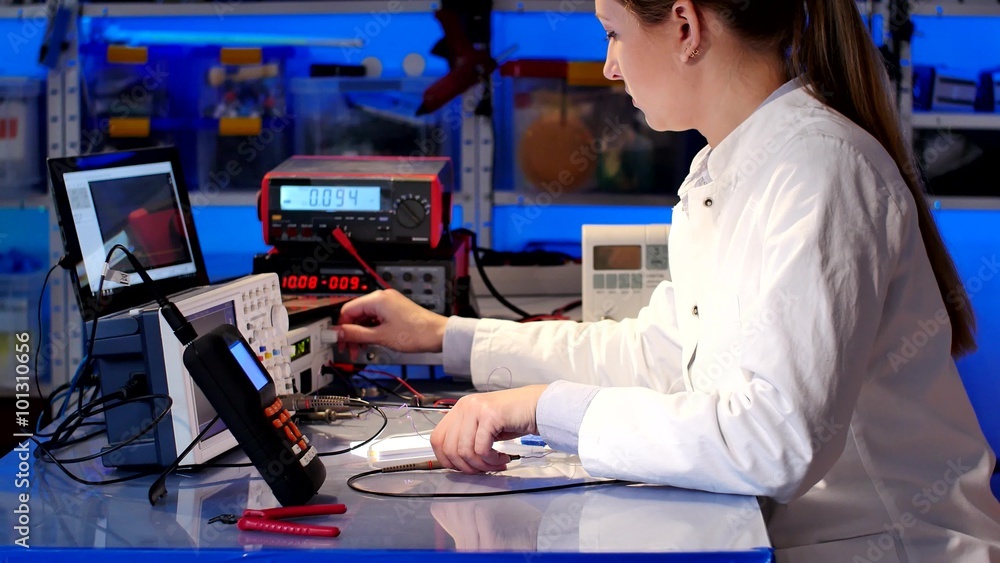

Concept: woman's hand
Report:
left=430, top=385, right=548, bottom=474
left=335, top=289, right=448, bottom=353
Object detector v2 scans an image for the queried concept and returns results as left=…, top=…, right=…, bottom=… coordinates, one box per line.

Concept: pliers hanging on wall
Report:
left=209, top=504, right=346, bottom=537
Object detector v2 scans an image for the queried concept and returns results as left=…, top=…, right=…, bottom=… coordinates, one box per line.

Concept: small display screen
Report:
left=229, top=339, right=271, bottom=392
left=593, top=245, right=642, bottom=271
left=62, top=161, right=199, bottom=293
left=279, top=185, right=381, bottom=212
left=291, top=336, right=311, bottom=362
left=280, top=272, right=371, bottom=294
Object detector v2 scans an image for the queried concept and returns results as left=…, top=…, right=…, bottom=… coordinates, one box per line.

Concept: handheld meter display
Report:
left=182, top=323, right=326, bottom=506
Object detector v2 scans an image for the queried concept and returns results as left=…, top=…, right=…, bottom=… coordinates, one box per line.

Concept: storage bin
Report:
left=495, top=60, right=702, bottom=198
left=0, top=77, right=43, bottom=199
left=290, top=77, right=461, bottom=182
left=197, top=47, right=293, bottom=193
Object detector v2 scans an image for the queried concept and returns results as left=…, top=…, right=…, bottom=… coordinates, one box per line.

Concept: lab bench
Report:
left=0, top=405, right=772, bottom=561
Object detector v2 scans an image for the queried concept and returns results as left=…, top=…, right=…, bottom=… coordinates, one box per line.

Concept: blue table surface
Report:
left=0, top=409, right=773, bottom=562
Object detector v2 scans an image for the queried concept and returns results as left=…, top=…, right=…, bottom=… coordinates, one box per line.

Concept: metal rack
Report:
left=33, top=1, right=497, bottom=387
left=81, top=1, right=441, bottom=16
left=24, top=0, right=1000, bottom=386
left=908, top=0, right=1000, bottom=16
left=897, top=0, right=1000, bottom=133
left=891, top=0, right=1000, bottom=212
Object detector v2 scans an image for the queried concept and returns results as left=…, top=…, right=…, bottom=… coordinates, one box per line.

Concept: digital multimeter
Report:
left=259, top=156, right=453, bottom=250
left=182, top=323, right=326, bottom=506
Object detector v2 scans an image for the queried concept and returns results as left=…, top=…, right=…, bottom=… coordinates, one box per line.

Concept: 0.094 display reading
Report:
left=279, top=185, right=381, bottom=212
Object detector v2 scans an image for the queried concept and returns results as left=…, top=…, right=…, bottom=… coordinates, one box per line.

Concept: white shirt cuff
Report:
left=536, top=380, right=602, bottom=455
left=442, top=316, right=480, bottom=377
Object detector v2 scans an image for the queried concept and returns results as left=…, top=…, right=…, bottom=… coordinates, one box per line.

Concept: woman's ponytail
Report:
left=788, top=0, right=976, bottom=357
left=623, top=0, right=977, bottom=357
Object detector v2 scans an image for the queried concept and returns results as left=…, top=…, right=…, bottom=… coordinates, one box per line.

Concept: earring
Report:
left=688, top=48, right=700, bottom=59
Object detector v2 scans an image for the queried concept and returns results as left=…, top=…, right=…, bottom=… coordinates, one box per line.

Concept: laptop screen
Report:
left=49, top=147, right=208, bottom=321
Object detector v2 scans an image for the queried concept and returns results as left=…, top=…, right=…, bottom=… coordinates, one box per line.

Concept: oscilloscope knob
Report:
left=394, top=197, right=428, bottom=229
left=270, top=304, right=290, bottom=334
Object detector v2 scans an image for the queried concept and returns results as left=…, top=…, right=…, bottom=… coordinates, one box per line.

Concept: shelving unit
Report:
left=896, top=0, right=1000, bottom=133
left=911, top=112, right=1000, bottom=131
left=11, top=0, right=1000, bottom=387
left=32, top=0, right=499, bottom=388
left=907, top=0, right=1000, bottom=16
left=81, top=1, right=440, bottom=16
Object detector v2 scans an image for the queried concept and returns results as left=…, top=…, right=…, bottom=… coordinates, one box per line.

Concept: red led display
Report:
left=280, top=274, right=368, bottom=293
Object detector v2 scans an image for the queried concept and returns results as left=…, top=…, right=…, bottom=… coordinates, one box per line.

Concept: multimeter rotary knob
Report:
left=394, top=197, right=429, bottom=229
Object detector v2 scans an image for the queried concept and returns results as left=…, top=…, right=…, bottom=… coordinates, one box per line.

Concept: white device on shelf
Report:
left=581, top=224, right=670, bottom=322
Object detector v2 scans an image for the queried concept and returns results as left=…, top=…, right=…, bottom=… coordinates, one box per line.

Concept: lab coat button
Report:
left=703, top=198, right=713, bottom=207
left=692, top=305, right=699, bottom=317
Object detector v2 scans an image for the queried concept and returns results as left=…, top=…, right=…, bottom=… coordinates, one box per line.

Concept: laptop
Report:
left=47, top=147, right=209, bottom=322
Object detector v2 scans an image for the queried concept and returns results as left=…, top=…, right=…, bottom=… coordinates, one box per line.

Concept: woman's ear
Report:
left=671, top=0, right=703, bottom=63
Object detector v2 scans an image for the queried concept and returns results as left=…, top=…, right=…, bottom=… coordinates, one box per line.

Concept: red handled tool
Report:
left=209, top=504, right=346, bottom=537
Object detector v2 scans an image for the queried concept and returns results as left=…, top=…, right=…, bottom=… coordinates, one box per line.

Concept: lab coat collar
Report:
left=679, top=78, right=811, bottom=198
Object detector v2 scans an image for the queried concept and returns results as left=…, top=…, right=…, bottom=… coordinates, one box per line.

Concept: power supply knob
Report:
left=395, top=198, right=427, bottom=228
left=270, top=304, right=290, bottom=335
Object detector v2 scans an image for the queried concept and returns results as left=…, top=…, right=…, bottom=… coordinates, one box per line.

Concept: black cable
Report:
left=35, top=382, right=70, bottom=435
left=102, top=244, right=196, bottom=345
left=33, top=246, right=187, bottom=489
left=348, top=467, right=627, bottom=498
left=454, top=228, right=532, bottom=319
left=148, top=414, right=222, bottom=505
left=29, top=436, right=160, bottom=486
left=176, top=401, right=388, bottom=471
left=78, top=374, right=100, bottom=416
left=44, top=385, right=135, bottom=446
left=317, top=402, right=387, bottom=457
left=33, top=260, right=62, bottom=401
left=354, top=372, right=413, bottom=402
left=553, top=299, right=582, bottom=316
left=36, top=394, right=172, bottom=464
left=80, top=246, right=116, bottom=413
left=38, top=426, right=104, bottom=450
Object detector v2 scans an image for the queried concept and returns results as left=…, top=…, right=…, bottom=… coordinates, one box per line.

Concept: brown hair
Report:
left=622, top=0, right=976, bottom=357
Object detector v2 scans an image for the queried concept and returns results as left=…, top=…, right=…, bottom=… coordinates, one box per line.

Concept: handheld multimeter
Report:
left=182, top=323, right=326, bottom=506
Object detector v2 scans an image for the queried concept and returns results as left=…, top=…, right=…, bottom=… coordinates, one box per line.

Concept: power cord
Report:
left=148, top=413, right=222, bottom=505
left=32, top=246, right=186, bottom=486
left=453, top=228, right=532, bottom=319
left=347, top=464, right=627, bottom=498
left=32, top=390, right=173, bottom=486
left=33, top=256, right=72, bottom=402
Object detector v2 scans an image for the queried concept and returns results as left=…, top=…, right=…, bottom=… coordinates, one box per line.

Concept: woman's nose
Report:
left=603, top=57, right=621, bottom=81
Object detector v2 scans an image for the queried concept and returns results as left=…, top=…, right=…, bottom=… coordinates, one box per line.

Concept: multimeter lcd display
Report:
left=593, top=245, right=642, bottom=271
left=229, top=340, right=271, bottom=392
left=279, top=185, right=381, bottom=212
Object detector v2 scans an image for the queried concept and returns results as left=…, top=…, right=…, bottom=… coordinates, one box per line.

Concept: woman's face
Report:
left=596, top=0, right=697, bottom=133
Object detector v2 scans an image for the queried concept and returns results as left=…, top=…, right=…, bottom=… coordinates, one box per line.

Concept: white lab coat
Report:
left=459, top=85, right=1000, bottom=561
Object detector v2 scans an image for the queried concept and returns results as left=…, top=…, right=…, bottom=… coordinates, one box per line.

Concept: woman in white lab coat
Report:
left=336, top=0, right=1000, bottom=560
